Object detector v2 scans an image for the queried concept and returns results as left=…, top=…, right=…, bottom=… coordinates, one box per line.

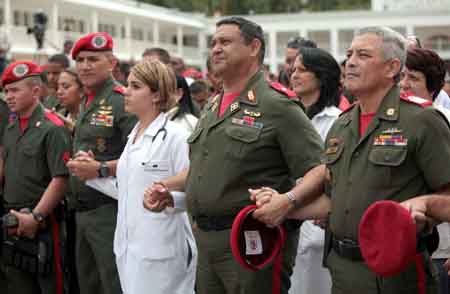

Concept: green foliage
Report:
left=137, top=0, right=370, bottom=15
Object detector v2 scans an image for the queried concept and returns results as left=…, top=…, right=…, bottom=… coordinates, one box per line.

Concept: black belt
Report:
left=195, top=215, right=235, bottom=231
left=331, top=237, right=363, bottom=261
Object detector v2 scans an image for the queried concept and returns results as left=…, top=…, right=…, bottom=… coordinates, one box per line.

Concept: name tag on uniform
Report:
left=142, top=160, right=169, bottom=172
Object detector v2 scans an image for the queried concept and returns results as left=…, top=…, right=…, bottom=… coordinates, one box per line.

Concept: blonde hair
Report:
left=131, top=60, right=176, bottom=112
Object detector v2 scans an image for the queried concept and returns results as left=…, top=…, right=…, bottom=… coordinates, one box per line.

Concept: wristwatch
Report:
left=31, top=211, right=45, bottom=225
left=98, top=161, right=110, bottom=178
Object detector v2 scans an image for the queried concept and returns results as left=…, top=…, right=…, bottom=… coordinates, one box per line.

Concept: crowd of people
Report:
left=0, top=15, right=450, bottom=294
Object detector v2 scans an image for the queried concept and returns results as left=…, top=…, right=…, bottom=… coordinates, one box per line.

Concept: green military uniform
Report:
left=324, top=86, right=450, bottom=294
left=186, top=70, right=323, bottom=294
left=71, top=77, right=136, bottom=294
left=0, top=98, right=10, bottom=288
left=1, top=104, right=71, bottom=294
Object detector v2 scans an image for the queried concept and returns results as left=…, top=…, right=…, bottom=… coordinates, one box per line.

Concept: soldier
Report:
left=0, top=60, right=71, bottom=294
left=252, top=26, right=450, bottom=294
left=66, top=32, right=136, bottom=294
left=145, top=16, right=323, bottom=294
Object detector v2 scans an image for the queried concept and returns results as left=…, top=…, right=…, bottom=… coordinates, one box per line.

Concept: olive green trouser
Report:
left=326, top=249, right=440, bottom=294
left=194, top=226, right=299, bottom=294
left=75, top=203, right=121, bottom=294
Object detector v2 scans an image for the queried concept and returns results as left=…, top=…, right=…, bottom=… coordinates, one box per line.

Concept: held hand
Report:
left=10, top=210, right=39, bottom=239
left=67, top=150, right=100, bottom=181
left=249, top=187, right=275, bottom=208
left=252, top=189, right=293, bottom=227
left=444, top=259, right=450, bottom=276
left=401, top=198, right=429, bottom=233
left=143, top=182, right=174, bottom=212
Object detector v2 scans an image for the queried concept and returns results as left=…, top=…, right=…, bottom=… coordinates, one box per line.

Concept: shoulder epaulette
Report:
left=113, top=85, right=125, bottom=95
left=400, top=95, right=433, bottom=107
left=269, top=82, right=297, bottom=98
left=44, top=109, right=64, bottom=126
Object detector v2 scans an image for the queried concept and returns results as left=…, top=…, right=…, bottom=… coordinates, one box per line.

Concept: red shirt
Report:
left=359, top=112, right=376, bottom=137
left=19, top=117, right=29, bottom=132
left=219, top=92, right=240, bottom=117
left=85, top=90, right=96, bottom=108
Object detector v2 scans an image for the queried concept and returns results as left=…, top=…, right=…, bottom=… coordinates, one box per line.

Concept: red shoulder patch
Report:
left=270, top=82, right=297, bottom=98
left=44, top=110, right=64, bottom=126
left=113, top=86, right=125, bottom=95
left=400, top=95, right=433, bottom=107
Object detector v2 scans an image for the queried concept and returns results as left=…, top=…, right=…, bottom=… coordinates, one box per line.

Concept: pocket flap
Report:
left=225, top=125, right=261, bottom=143
left=369, top=147, right=407, bottom=167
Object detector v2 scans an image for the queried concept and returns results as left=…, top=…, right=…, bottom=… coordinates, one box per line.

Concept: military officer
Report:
left=0, top=60, right=71, bottom=294
left=145, top=16, right=323, bottom=294
left=252, top=26, right=450, bottom=294
left=66, top=32, right=136, bottom=294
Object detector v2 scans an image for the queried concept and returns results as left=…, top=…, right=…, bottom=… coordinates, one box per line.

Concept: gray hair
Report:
left=355, top=27, right=407, bottom=81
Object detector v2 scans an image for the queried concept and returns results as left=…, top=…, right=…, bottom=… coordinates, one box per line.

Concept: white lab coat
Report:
left=290, top=106, right=340, bottom=294
left=114, top=113, right=197, bottom=294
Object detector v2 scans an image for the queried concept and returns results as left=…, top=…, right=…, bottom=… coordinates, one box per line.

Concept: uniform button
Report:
left=384, top=155, right=391, bottom=161
left=203, top=149, right=208, bottom=156
left=345, top=209, right=350, bottom=215
left=354, top=151, right=360, bottom=157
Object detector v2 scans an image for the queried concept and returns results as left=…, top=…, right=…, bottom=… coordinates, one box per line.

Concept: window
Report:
left=132, top=28, right=143, bottom=41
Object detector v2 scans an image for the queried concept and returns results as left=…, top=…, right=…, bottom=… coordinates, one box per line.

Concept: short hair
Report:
left=355, top=27, right=407, bottom=75
left=190, top=79, right=209, bottom=94
left=48, top=54, right=70, bottom=68
left=142, top=47, right=171, bottom=65
left=25, top=75, right=44, bottom=88
left=405, top=48, right=446, bottom=99
left=287, top=36, right=317, bottom=50
left=216, top=16, right=265, bottom=64
left=296, top=47, right=341, bottom=119
left=131, top=60, right=176, bottom=112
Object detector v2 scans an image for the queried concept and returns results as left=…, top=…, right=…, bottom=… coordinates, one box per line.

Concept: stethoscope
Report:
left=140, top=116, right=169, bottom=166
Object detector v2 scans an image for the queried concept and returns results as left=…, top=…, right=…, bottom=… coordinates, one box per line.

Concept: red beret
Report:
left=1, top=61, right=42, bottom=87
left=230, top=205, right=286, bottom=271
left=71, top=32, right=113, bottom=60
left=359, top=200, right=417, bottom=277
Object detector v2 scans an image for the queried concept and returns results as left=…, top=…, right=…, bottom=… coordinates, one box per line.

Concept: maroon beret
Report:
left=230, top=205, right=286, bottom=271
left=1, top=61, right=42, bottom=87
left=71, top=32, right=113, bottom=60
left=359, top=200, right=417, bottom=277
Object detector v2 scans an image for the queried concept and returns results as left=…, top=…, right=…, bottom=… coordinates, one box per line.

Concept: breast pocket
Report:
left=19, top=147, right=46, bottom=180
left=225, top=125, right=261, bottom=159
left=368, top=146, right=408, bottom=188
left=141, top=160, right=170, bottom=179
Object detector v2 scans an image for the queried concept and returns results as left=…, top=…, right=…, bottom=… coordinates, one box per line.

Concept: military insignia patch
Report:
left=243, top=109, right=261, bottom=117
left=373, top=134, right=408, bottom=146
left=325, top=137, right=341, bottom=155
left=92, top=35, right=107, bottom=49
left=96, top=138, right=107, bottom=152
left=247, top=90, right=256, bottom=102
left=232, top=118, right=263, bottom=129
left=230, top=102, right=239, bottom=112
left=13, top=63, right=29, bottom=78
left=386, top=108, right=395, bottom=116
left=382, top=128, right=402, bottom=134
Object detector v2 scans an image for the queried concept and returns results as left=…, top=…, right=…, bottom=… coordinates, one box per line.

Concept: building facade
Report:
left=0, top=0, right=449, bottom=73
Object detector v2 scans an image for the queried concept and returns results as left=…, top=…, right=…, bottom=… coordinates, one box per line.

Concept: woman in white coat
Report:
left=114, top=60, right=197, bottom=294
left=289, top=47, right=342, bottom=294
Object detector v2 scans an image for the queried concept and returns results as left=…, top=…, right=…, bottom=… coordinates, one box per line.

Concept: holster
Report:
left=1, top=229, right=53, bottom=275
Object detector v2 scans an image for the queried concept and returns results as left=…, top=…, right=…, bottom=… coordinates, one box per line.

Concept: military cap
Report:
left=72, top=32, right=113, bottom=60
left=1, top=60, right=42, bottom=87
left=230, top=205, right=286, bottom=271
left=359, top=200, right=418, bottom=277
